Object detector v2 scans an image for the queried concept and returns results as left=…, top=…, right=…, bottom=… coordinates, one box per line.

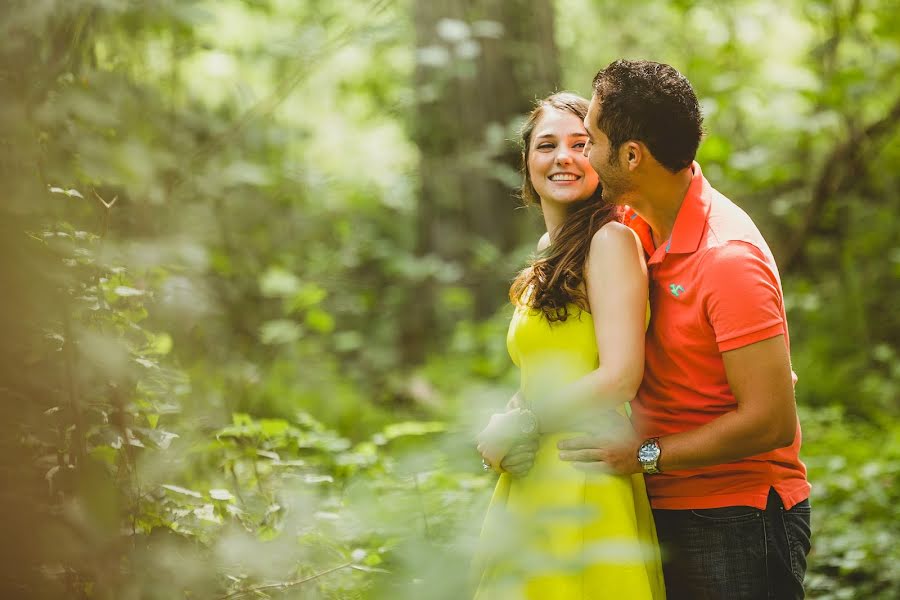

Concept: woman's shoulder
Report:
left=537, top=231, right=550, bottom=252
left=585, top=220, right=647, bottom=281
left=589, top=220, right=641, bottom=252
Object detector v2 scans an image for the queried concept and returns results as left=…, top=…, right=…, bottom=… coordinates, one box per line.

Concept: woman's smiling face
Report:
left=527, top=107, right=600, bottom=207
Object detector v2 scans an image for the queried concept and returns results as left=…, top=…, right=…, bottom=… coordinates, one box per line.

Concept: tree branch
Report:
left=215, top=561, right=353, bottom=600
left=780, top=95, right=900, bottom=272
left=181, top=0, right=393, bottom=186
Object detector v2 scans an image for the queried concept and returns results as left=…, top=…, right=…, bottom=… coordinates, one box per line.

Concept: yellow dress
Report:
left=473, top=304, right=665, bottom=599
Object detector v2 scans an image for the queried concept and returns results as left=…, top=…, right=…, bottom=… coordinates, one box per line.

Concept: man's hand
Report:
left=557, top=432, right=642, bottom=475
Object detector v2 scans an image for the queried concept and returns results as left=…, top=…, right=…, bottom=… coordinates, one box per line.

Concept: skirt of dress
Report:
left=472, top=433, right=666, bottom=600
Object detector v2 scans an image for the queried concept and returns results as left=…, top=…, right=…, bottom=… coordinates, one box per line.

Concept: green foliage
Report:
left=1, top=0, right=898, bottom=598
left=800, top=406, right=900, bottom=599
left=560, top=0, right=900, bottom=420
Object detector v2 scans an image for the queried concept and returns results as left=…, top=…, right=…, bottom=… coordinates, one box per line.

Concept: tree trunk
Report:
left=405, top=0, right=560, bottom=363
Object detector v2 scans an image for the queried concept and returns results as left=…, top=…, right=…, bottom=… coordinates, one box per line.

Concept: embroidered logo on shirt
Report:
left=669, top=284, right=686, bottom=297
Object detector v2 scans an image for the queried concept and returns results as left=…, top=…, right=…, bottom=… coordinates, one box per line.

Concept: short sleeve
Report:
left=699, top=241, right=785, bottom=352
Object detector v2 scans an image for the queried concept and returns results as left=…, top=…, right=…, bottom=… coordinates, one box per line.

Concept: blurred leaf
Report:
left=146, top=333, right=173, bottom=355
left=114, top=286, right=145, bottom=297
left=48, top=186, right=84, bottom=198
left=381, top=421, right=446, bottom=443
left=209, top=489, right=235, bottom=501
left=162, top=484, right=203, bottom=499
left=259, top=319, right=302, bottom=344
left=260, top=267, right=301, bottom=298
left=305, top=307, right=335, bottom=333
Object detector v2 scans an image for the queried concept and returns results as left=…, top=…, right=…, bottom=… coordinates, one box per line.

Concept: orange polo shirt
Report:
left=626, top=162, right=810, bottom=510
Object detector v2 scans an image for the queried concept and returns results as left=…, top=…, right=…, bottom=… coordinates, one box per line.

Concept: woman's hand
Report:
left=477, top=409, right=539, bottom=476
left=500, top=436, right=539, bottom=477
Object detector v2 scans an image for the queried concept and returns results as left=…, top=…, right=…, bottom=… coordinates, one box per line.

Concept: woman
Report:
left=472, top=93, right=665, bottom=599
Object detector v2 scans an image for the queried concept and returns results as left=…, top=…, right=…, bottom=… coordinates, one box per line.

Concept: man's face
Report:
left=583, top=95, right=633, bottom=205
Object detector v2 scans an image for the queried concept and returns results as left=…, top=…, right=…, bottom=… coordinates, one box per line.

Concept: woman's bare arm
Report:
left=532, top=222, right=647, bottom=433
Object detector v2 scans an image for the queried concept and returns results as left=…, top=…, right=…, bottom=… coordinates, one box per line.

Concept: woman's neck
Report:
left=540, top=199, right=568, bottom=242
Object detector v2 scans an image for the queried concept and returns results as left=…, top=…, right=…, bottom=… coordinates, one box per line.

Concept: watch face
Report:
left=638, top=442, right=659, bottom=463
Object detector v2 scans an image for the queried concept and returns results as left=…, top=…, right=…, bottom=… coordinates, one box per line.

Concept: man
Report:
left=557, top=59, right=812, bottom=599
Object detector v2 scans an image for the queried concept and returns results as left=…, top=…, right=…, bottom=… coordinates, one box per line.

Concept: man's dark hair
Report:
left=592, top=59, right=703, bottom=172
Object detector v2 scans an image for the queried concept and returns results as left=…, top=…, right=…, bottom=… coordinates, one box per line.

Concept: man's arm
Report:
left=558, top=334, right=797, bottom=473
left=654, top=334, right=797, bottom=471
left=559, top=240, right=797, bottom=473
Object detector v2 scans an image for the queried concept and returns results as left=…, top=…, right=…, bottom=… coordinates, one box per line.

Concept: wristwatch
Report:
left=637, top=438, right=662, bottom=474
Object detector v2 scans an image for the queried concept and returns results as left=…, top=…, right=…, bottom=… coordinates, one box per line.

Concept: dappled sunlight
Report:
left=0, top=0, right=898, bottom=598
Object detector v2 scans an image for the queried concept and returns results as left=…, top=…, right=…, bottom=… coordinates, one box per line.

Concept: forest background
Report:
left=1, top=0, right=897, bottom=598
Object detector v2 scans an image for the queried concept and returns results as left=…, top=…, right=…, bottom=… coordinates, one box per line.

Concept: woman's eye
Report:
left=574, top=142, right=586, bottom=149
left=537, top=143, right=554, bottom=150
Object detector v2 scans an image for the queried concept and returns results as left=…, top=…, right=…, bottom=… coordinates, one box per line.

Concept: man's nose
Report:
left=582, top=140, right=591, bottom=158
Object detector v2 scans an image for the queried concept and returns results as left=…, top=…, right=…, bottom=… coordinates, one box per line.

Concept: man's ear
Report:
left=623, top=141, right=643, bottom=171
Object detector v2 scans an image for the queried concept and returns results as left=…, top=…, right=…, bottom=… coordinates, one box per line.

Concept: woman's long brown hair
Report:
left=509, top=92, right=618, bottom=322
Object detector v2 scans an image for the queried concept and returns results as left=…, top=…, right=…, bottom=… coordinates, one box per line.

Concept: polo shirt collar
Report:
left=624, top=161, right=711, bottom=265
left=667, top=161, right=711, bottom=255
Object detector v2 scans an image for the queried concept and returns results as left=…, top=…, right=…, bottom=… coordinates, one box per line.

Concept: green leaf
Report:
left=350, top=564, right=391, bottom=574
left=259, top=418, right=290, bottom=438
left=259, top=319, right=302, bottom=344
left=89, top=445, right=118, bottom=467
left=232, top=413, right=252, bottom=426
left=209, top=489, right=235, bottom=501
left=334, top=331, right=363, bottom=351
left=381, top=421, right=446, bottom=442
left=146, top=333, right=173, bottom=355
left=305, top=308, right=335, bottom=333
left=162, top=484, right=203, bottom=499
left=288, top=283, right=327, bottom=313
left=260, top=267, right=301, bottom=297
left=48, top=186, right=84, bottom=198
left=114, top=286, right=145, bottom=297
left=146, top=428, right=179, bottom=449
left=135, top=357, right=158, bottom=369
left=303, top=474, right=334, bottom=484
left=193, top=504, right=222, bottom=523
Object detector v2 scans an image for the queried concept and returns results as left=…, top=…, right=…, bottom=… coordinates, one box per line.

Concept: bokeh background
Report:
left=1, top=0, right=897, bottom=598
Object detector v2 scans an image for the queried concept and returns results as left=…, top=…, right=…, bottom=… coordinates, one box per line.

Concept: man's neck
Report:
left=629, top=167, right=693, bottom=249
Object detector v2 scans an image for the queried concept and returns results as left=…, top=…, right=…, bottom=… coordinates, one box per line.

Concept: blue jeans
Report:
left=652, top=487, right=811, bottom=600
